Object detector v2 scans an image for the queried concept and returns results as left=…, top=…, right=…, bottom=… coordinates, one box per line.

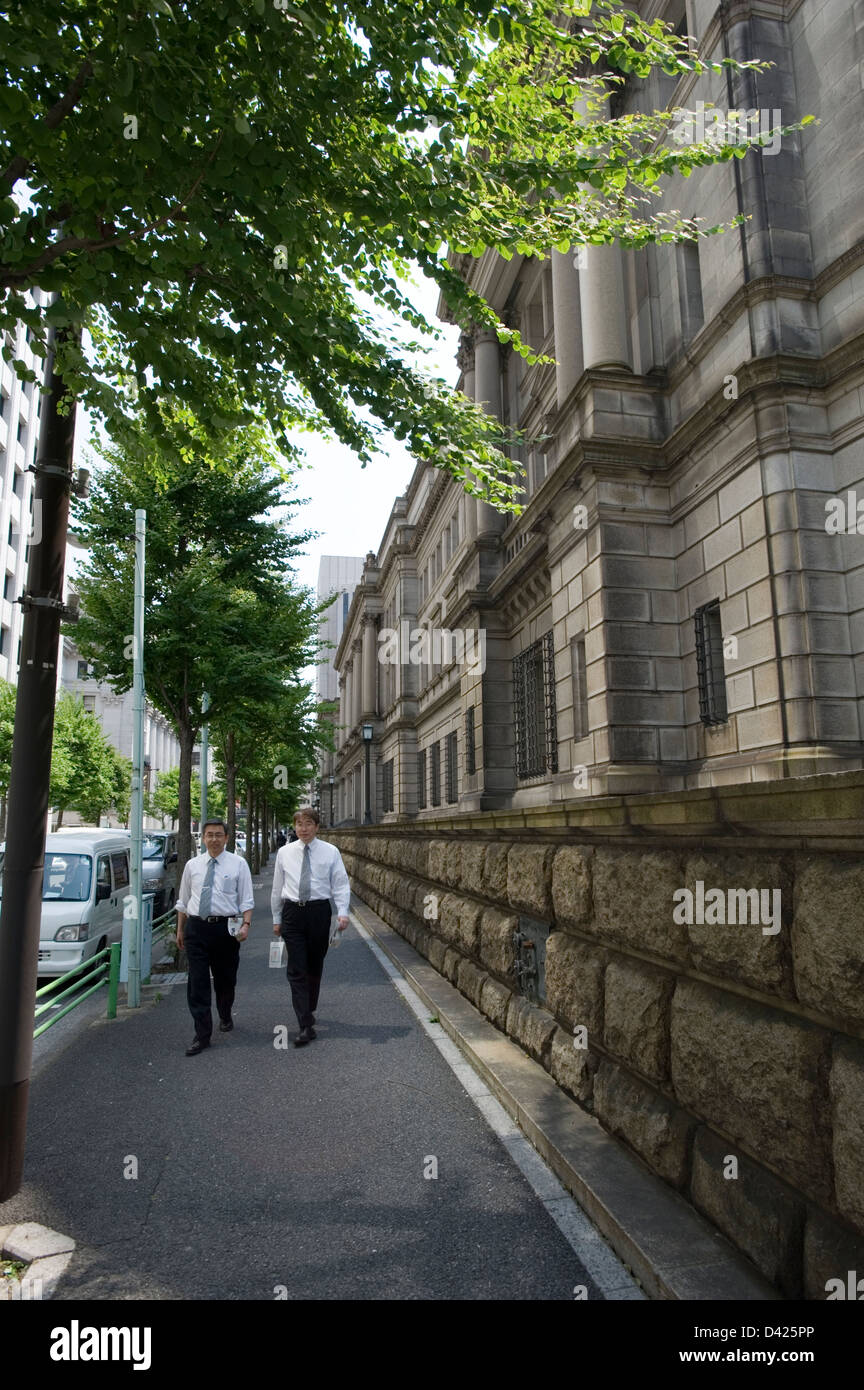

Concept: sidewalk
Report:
left=0, top=858, right=608, bottom=1301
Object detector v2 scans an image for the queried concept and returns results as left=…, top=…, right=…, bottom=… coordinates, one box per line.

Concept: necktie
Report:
left=199, top=856, right=217, bottom=917
left=298, top=844, right=311, bottom=903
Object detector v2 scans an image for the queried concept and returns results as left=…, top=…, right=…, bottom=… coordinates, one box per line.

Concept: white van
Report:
left=0, top=830, right=132, bottom=977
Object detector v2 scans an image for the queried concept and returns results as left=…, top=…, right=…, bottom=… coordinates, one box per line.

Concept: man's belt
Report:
left=284, top=898, right=329, bottom=907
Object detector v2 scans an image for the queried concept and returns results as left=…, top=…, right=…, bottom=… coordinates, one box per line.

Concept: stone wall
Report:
left=324, top=777, right=864, bottom=1299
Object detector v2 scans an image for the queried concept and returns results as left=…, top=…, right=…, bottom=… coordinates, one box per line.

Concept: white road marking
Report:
left=350, top=912, right=646, bottom=1301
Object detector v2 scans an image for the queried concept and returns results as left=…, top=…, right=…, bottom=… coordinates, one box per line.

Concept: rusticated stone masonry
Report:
left=323, top=807, right=864, bottom=1301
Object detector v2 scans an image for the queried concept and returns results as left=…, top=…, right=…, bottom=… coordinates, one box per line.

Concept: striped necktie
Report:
left=198, top=856, right=217, bottom=918
left=298, top=844, right=311, bottom=903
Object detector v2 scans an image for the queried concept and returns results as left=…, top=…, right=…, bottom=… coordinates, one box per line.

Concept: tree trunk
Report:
left=225, top=731, right=236, bottom=851
left=261, top=794, right=269, bottom=863
left=251, top=787, right=260, bottom=875
left=245, top=780, right=253, bottom=869
left=176, top=719, right=196, bottom=873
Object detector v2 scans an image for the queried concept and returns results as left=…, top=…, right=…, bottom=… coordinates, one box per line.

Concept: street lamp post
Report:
left=362, top=723, right=373, bottom=824
left=329, top=774, right=334, bottom=827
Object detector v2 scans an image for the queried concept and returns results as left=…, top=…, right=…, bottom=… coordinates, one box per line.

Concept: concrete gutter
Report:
left=350, top=895, right=780, bottom=1303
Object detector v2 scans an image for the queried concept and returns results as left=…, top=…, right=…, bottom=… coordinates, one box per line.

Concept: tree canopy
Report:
left=0, top=0, right=802, bottom=512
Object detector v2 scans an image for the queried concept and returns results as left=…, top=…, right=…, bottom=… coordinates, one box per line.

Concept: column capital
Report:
left=456, top=330, right=475, bottom=374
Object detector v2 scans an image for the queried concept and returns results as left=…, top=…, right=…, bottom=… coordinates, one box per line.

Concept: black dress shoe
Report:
left=219, top=1018, right=233, bottom=1032
left=186, top=1038, right=210, bottom=1056
left=294, top=1027, right=315, bottom=1047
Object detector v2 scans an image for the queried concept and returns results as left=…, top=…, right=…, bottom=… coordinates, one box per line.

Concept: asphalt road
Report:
left=0, top=861, right=633, bottom=1301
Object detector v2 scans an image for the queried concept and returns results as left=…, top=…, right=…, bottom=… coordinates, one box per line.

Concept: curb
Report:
left=350, top=896, right=780, bottom=1303
left=0, top=1222, right=75, bottom=1301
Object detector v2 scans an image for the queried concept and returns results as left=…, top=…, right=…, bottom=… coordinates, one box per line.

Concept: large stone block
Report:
left=803, top=1208, right=864, bottom=1301
left=670, top=979, right=832, bottom=1203
left=459, top=843, right=487, bottom=896
left=443, top=841, right=463, bottom=889
left=482, top=843, right=510, bottom=901
left=427, top=840, right=449, bottom=884
left=507, top=844, right=555, bottom=918
left=603, top=958, right=674, bottom=1083
left=690, top=1126, right=805, bottom=1298
left=426, top=935, right=447, bottom=974
left=479, top=976, right=511, bottom=1031
left=548, top=1026, right=594, bottom=1105
left=793, top=856, right=864, bottom=1027
left=506, top=995, right=556, bottom=1064
left=830, top=1039, right=864, bottom=1234
left=682, top=852, right=794, bottom=997
left=543, top=932, right=605, bottom=1038
left=456, top=958, right=487, bottom=1008
left=437, top=894, right=461, bottom=948
left=593, top=1059, right=694, bottom=1188
left=593, top=847, right=690, bottom=962
left=456, top=899, right=483, bottom=956
left=479, top=906, right=518, bottom=980
left=413, top=840, right=430, bottom=878
left=551, top=846, right=593, bottom=928
left=442, top=946, right=462, bottom=984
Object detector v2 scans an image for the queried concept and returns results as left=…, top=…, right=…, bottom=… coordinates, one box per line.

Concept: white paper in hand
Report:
left=269, top=940, right=285, bottom=968
left=329, top=915, right=343, bottom=947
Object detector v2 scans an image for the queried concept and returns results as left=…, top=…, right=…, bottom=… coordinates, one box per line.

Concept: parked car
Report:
left=140, top=831, right=179, bottom=916
left=0, top=830, right=132, bottom=977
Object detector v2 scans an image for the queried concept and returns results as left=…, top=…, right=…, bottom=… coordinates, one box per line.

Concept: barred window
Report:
left=382, top=758, right=394, bottom=813
left=695, top=600, right=728, bottom=725
left=465, top=705, right=476, bottom=775
left=417, top=749, right=427, bottom=809
left=430, top=741, right=441, bottom=807
left=446, top=731, right=458, bottom=803
left=513, top=632, right=558, bottom=779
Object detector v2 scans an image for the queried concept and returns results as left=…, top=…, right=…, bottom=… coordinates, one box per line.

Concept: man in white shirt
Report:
left=176, top=819, right=255, bottom=1056
left=271, top=808, right=350, bottom=1046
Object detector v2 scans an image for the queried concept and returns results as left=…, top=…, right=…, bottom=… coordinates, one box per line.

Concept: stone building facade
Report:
left=333, top=0, right=864, bottom=821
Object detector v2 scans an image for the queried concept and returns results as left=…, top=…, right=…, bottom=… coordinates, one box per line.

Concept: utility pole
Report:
left=0, top=327, right=79, bottom=1200
left=124, top=510, right=146, bottom=1008
left=200, top=691, right=209, bottom=838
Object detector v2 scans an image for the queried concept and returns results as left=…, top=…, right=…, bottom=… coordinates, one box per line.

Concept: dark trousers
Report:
left=185, top=916, right=240, bottom=1041
left=280, top=900, right=331, bottom=1030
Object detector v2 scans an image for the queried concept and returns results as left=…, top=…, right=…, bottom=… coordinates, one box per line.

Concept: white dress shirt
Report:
left=177, top=849, right=255, bottom=918
left=271, top=837, right=350, bottom=921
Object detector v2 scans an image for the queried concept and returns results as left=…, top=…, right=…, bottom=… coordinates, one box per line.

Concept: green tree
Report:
left=0, top=2, right=805, bottom=512
left=49, top=692, right=120, bottom=827
left=0, top=678, right=16, bottom=840
left=71, top=410, right=322, bottom=868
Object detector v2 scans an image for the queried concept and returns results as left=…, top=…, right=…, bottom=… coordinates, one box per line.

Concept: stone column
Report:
left=579, top=243, right=632, bottom=371
left=344, top=662, right=353, bottom=736
left=474, top=329, right=506, bottom=538
left=362, top=614, right=377, bottom=717
left=352, top=643, right=362, bottom=728
left=551, top=248, right=584, bottom=405
left=457, top=330, right=475, bottom=403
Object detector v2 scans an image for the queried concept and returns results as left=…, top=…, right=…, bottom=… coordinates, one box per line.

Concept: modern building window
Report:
left=694, top=600, right=728, bottom=725
left=513, top=632, right=558, bottom=779
left=382, top=758, right=394, bottom=814
left=0, top=627, right=6, bottom=655
left=12, top=468, right=22, bottom=496
left=417, top=748, right=427, bottom=809
left=465, top=705, right=476, bottom=775
left=430, top=741, right=441, bottom=807
left=570, top=636, right=589, bottom=741
left=2, top=574, right=10, bottom=601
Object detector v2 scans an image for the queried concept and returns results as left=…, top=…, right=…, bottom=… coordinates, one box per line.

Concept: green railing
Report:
left=33, top=942, right=122, bottom=1037
left=32, top=906, right=181, bottom=1036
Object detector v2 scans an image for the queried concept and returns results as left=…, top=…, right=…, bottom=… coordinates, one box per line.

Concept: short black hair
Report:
left=202, top=819, right=229, bottom=834
left=293, top=807, right=320, bottom=826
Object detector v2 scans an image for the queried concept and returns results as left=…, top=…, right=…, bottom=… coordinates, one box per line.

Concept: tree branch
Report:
left=0, top=133, right=224, bottom=289
left=2, top=59, right=95, bottom=188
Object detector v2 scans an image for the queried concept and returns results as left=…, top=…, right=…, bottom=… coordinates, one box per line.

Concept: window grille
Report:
left=695, top=600, right=728, bottom=725
left=382, top=759, right=394, bottom=813
left=445, top=731, right=458, bottom=803
left=430, top=741, right=441, bottom=806
left=465, top=705, right=476, bottom=775
left=513, top=632, right=558, bottom=778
